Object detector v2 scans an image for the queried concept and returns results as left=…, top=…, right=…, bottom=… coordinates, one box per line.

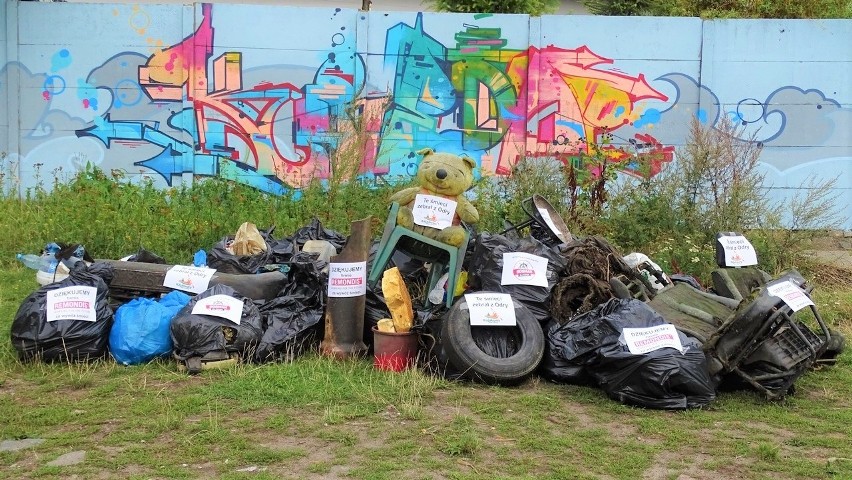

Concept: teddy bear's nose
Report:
left=436, top=169, right=448, bottom=180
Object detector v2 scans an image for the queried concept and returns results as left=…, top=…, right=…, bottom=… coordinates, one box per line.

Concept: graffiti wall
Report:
left=2, top=3, right=850, bottom=227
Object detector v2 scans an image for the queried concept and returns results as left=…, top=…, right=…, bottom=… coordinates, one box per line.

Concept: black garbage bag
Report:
left=125, top=248, right=166, bottom=264
left=266, top=236, right=296, bottom=264
left=255, top=254, right=328, bottom=362
left=468, top=233, right=566, bottom=324
left=289, top=217, right=347, bottom=253
left=56, top=243, right=95, bottom=263
left=362, top=284, right=392, bottom=352
left=543, top=298, right=715, bottom=410
left=207, top=235, right=274, bottom=274
left=171, top=284, right=264, bottom=360
left=11, top=261, right=115, bottom=362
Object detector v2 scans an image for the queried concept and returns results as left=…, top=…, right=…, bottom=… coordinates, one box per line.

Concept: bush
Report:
left=426, top=0, right=560, bottom=15
left=0, top=163, right=399, bottom=266
left=594, top=0, right=852, bottom=18
left=603, top=116, right=844, bottom=282
left=582, top=0, right=655, bottom=16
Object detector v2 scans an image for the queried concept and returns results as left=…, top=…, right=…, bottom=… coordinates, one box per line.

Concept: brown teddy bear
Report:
left=389, top=148, right=479, bottom=246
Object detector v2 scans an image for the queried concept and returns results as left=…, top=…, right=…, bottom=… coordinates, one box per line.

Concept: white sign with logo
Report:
left=501, top=252, right=549, bottom=288
left=46, top=286, right=98, bottom=322
left=192, top=294, right=244, bottom=324
left=164, top=265, right=216, bottom=294
left=328, top=261, right=367, bottom=298
left=767, top=280, right=814, bottom=312
left=412, top=194, right=457, bottom=230
left=622, top=324, right=684, bottom=355
left=465, top=293, right=517, bottom=326
left=718, top=235, right=758, bottom=266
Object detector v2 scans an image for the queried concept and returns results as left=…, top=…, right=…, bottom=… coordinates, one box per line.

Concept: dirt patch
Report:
left=643, top=450, right=716, bottom=480
left=805, top=232, right=852, bottom=272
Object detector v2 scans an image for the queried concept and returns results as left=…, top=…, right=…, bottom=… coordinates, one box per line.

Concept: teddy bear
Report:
left=388, top=148, right=479, bottom=246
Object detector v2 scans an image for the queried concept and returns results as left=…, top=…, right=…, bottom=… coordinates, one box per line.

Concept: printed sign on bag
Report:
left=718, top=235, right=758, bottom=266
left=46, top=286, right=98, bottom=322
left=328, top=261, right=367, bottom=298
left=164, top=265, right=216, bottom=294
left=191, top=294, right=244, bottom=324
left=465, top=293, right=516, bottom=326
left=412, top=194, right=457, bottom=230
left=767, top=280, right=814, bottom=312
left=622, top=324, right=684, bottom=355
left=500, top=252, right=549, bottom=288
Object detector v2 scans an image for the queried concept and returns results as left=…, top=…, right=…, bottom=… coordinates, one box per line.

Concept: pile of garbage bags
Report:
left=9, top=216, right=845, bottom=411
left=11, top=221, right=340, bottom=370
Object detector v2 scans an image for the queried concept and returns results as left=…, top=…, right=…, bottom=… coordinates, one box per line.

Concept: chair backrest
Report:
left=646, top=283, right=737, bottom=343
left=711, top=267, right=772, bottom=301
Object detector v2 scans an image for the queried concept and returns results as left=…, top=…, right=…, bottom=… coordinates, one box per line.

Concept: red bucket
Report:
left=372, top=327, right=419, bottom=372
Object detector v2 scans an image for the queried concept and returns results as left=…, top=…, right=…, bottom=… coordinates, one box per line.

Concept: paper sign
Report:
left=465, top=293, right=517, bottom=326
left=622, top=324, right=684, bottom=355
left=718, top=235, right=758, bottom=266
left=164, top=265, right=216, bottom=294
left=501, top=252, right=549, bottom=288
left=192, top=294, right=244, bottom=324
left=46, top=286, right=98, bottom=322
left=412, top=194, right=458, bottom=230
left=328, top=261, right=367, bottom=298
left=767, top=280, right=814, bottom=312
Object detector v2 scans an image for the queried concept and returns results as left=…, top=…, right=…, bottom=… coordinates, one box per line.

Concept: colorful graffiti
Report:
left=74, top=4, right=371, bottom=193
left=67, top=7, right=677, bottom=192
left=2, top=3, right=850, bottom=227
left=375, top=14, right=674, bottom=178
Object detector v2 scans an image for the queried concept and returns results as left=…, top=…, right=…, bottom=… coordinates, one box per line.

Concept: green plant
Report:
left=473, top=134, right=632, bottom=238
left=582, top=0, right=655, bottom=16
left=603, top=116, right=845, bottom=281
left=592, top=0, right=852, bottom=18
left=426, top=0, right=560, bottom=15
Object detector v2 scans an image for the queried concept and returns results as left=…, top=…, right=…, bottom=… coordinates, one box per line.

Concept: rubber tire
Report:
left=441, top=294, right=545, bottom=386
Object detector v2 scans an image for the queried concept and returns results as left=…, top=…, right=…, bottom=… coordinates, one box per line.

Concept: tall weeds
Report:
left=605, top=116, right=844, bottom=280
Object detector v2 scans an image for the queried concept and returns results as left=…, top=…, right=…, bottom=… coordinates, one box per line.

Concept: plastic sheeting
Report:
left=11, top=262, right=115, bottom=362
left=109, top=291, right=191, bottom=365
left=542, top=298, right=716, bottom=410
left=207, top=235, right=274, bottom=274
left=255, top=255, right=328, bottom=362
left=289, top=217, right=347, bottom=253
left=170, top=284, right=264, bottom=360
left=468, top=233, right=566, bottom=324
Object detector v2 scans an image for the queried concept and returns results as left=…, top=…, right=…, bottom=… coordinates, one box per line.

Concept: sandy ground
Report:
left=806, top=233, right=852, bottom=270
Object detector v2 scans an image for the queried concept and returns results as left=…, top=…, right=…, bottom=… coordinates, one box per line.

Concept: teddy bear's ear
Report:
left=416, top=148, right=434, bottom=156
left=460, top=155, right=476, bottom=170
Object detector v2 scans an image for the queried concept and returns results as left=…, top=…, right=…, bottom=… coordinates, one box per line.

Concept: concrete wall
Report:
left=2, top=3, right=850, bottom=227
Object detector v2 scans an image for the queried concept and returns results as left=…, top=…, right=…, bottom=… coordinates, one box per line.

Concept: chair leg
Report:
left=368, top=230, right=403, bottom=288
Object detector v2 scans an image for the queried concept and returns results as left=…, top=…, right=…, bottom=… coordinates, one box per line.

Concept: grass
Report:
left=1, top=262, right=850, bottom=478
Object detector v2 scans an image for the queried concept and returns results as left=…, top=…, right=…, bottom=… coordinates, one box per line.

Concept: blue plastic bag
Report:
left=109, top=291, right=191, bottom=365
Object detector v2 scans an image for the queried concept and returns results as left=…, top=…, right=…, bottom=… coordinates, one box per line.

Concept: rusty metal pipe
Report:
left=321, top=217, right=371, bottom=359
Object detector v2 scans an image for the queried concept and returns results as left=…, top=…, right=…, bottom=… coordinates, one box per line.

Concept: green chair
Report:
left=368, top=203, right=470, bottom=308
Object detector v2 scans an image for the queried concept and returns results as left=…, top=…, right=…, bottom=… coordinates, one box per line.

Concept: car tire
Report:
left=441, top=294, right=545, bottom=385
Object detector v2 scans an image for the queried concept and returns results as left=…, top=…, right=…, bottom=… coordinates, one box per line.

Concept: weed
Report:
left=438, top=415, right=482, bottom=457
left=604, top=117, right=844, bottom=282
left=755, top=441, right=780, bottom=461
